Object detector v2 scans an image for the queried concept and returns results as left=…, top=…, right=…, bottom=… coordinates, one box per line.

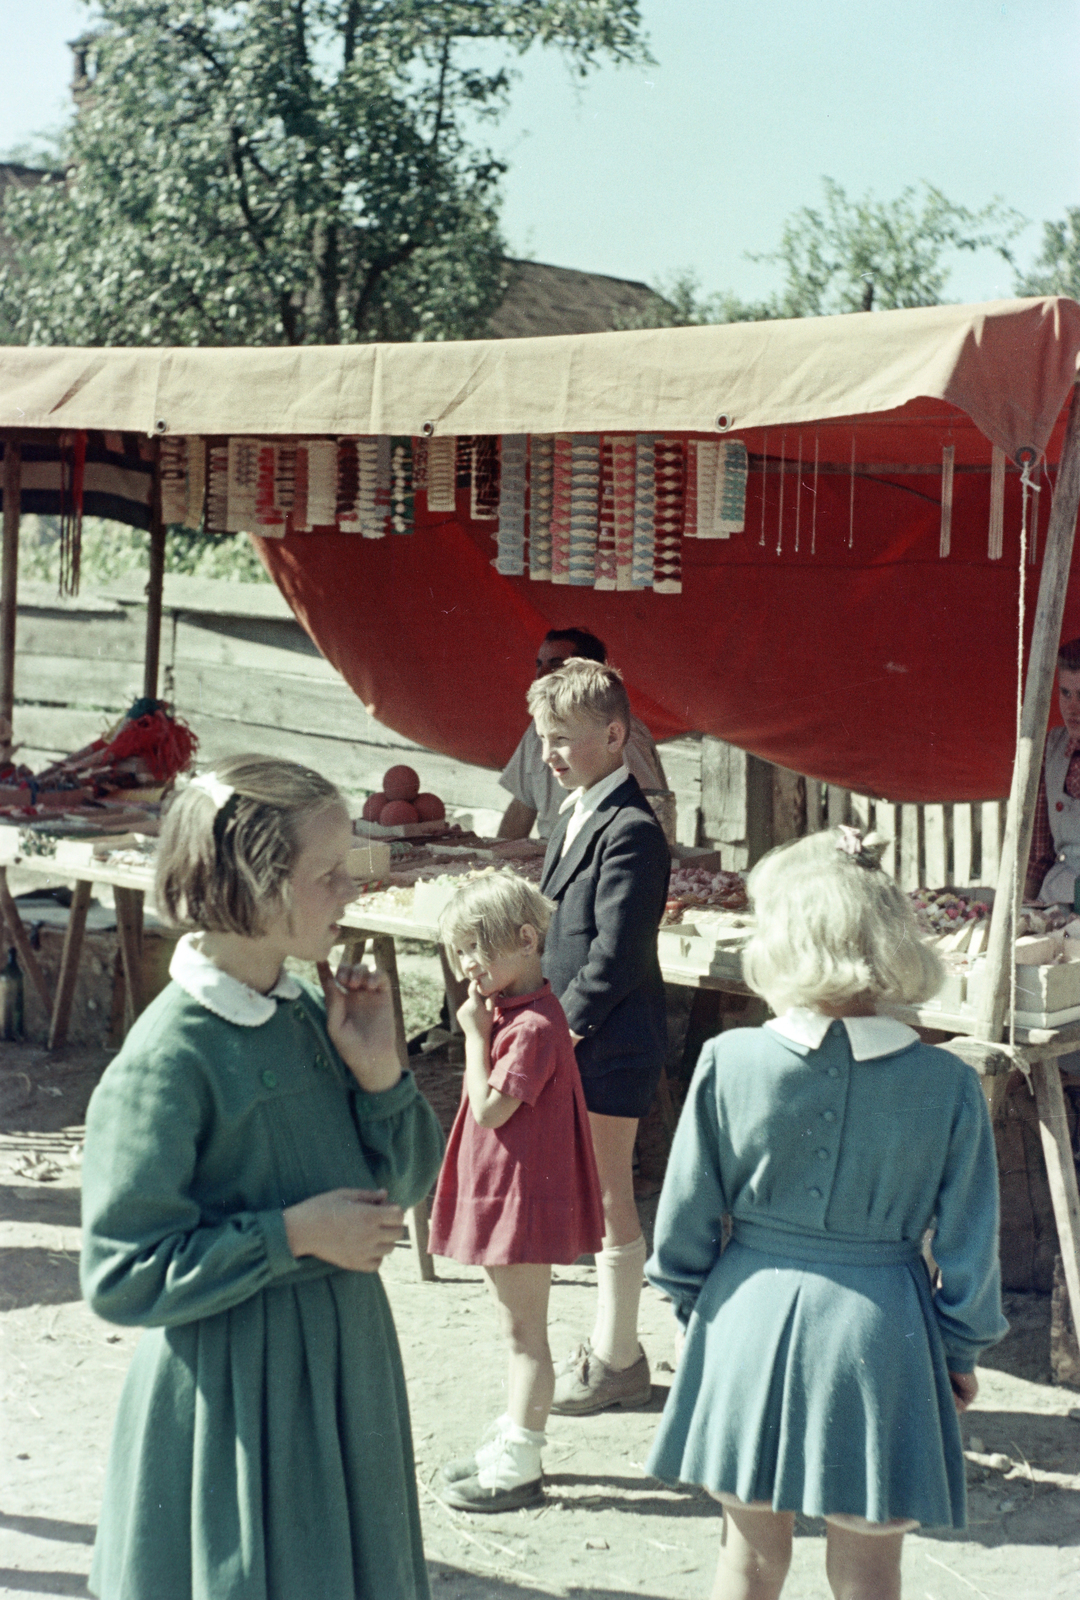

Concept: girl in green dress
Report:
left=80, top=756, right=444, bottom=1600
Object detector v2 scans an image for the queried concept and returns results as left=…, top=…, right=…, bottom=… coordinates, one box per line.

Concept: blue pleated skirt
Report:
left=646, top=1226, right=966, bottom=1529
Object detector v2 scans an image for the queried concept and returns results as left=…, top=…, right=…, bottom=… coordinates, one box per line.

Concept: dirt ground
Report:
left=2, top=1031, right=1079, bottom=1600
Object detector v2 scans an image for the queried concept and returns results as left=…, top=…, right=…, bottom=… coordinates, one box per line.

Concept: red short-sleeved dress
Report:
left=428, top=981, right=604, bottom=1266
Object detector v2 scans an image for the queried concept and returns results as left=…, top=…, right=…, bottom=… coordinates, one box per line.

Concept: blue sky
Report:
left=3, top=0, right=1077, bottom=305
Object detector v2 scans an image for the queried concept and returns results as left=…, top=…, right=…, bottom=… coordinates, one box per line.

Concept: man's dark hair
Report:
left=544, top=627, right=606, bottom=663
left=1059, top=637, right=1080, bottom=672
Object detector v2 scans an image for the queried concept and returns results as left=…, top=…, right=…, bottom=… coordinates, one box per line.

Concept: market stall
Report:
left=2, top=296, right=1080, bottom=1326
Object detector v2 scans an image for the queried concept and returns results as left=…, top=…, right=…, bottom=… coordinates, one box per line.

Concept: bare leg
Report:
left=709, top=1501, right=793, bottom=1600
left=824, top=1522, right=905, bottom=1600
left=588, top=1111, right=640, bottom=1244
left=483, top=1263, right=554, bottom=1432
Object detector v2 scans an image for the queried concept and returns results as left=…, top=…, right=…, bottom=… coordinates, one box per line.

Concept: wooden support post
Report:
left=47, top=879, right=92, bottom=1050
left=371, top=932, right=436, bottom=1282
left=0, top=865, right=51, bottom=1013
left=113, top=886, right=145, bottom=1033
left=978, top=385, right=1080, bottom=1043
left=0, top=433, right=21, bottom=754
left=1031, top=1056, right=1080, bottom=1358
left=143, top=444, right=166, bottom=701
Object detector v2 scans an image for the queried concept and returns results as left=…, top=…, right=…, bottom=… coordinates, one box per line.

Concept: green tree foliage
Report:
left=1014, top=207, right=1080, bottom=300
left=0, top=0, right=647, bottom=347
left=635, top=179, right=1027, bottom=328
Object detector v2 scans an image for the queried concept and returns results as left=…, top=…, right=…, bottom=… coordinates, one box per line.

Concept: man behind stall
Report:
left=1026, top=634, right=1080, bottom=905
left=529, top=659, right=670, bottom=1415
left=498, top=627, right=667, bottom=841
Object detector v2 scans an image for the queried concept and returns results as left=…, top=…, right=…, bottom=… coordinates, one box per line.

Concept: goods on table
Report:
left=663, top=864, right=748, bottom=924
left=0, top=700, right=196, bottom=815
left=909, top=889, right=993, bottom=957
left=360, top=765, right=447, bottom=829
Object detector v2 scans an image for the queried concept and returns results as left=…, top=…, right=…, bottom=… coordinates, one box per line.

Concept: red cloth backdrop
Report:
left=258, top=403, right=1078, bottom=804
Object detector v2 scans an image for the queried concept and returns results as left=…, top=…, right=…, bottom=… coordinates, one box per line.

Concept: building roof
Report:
left=485, top=258, right=664, bottom=337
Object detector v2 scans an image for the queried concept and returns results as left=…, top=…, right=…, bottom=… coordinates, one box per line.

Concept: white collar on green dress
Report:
left=169, top=933, right=302, bottom=1027
left=765, top=1007, right=919, bottom=1060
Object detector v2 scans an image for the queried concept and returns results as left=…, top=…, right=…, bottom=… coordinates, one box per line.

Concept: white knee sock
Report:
left=591, top=1234, right=647, bottom=1370
left=476, top=1422, right=545, bottom=1490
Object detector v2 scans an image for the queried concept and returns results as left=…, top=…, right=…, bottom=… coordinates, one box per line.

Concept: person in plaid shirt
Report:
left=1026, top=636, right=1080, bottom=903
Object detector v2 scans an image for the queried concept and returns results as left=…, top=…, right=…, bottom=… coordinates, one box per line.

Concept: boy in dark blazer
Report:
left=527, top=659, right=671, bottom=1414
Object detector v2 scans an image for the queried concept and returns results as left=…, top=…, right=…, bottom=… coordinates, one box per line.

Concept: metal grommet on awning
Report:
left=421, top=421, right=435, bottom=437
left=715, top=413, right=732, bottom=431
left=153, top=419, right=168, bottom=434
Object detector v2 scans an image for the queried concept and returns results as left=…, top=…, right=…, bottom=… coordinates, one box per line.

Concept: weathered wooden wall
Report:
left=14, top=575, right=709, bottom=838
left=14, top=574, right=1006, bottom=864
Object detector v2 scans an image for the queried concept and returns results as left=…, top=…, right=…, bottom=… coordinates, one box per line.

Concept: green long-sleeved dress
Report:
left=80, top=971, right=445, bottom=1600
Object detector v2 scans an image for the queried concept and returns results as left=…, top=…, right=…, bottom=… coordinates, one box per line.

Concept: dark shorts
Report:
left=580, top=1058, right=663, bottom=1119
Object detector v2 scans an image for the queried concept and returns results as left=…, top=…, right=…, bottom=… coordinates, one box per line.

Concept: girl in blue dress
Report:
left=646, top=826, right=1007, bottom=1600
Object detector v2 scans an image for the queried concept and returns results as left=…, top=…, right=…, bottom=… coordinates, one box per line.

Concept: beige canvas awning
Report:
left=3, top=296, right=1078, bottom=465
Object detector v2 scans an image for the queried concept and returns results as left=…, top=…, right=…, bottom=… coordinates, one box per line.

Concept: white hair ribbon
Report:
left=191, top=771, right=236, bottom=811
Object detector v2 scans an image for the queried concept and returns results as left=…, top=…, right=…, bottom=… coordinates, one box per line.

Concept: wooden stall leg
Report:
left=371, top=932, right=436, bottom=1283
left=339, top=936, right=368, bottom=966
left=0, top=865, right=51, bottom=1013
left=1031, top=1056, right=1080, bottom=1362
left=113, top=886, right=145, bottom=1035
left=437, top=943, right=468, bottom=1036
left=48, top=879, right=92, bottom=1050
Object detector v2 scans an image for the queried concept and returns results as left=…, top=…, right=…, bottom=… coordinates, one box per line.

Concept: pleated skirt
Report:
left=646, top=1237, right=967, bottom=1529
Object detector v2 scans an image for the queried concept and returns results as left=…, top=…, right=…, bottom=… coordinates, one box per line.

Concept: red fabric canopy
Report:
left=258, top=398, right=1076, bottom=804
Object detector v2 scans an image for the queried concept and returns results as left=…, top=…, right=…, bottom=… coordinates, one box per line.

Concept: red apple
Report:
left=382, top=764, right=421, bottom=802
left=361, top=792, right=387, bottom=822
left=414, top=792, right=445, bottom=821
left=379, top=799, right=419, bottom=826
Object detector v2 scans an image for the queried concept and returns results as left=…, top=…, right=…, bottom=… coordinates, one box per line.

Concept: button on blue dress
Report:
left=645, top=1021, right=1007, bottom=1529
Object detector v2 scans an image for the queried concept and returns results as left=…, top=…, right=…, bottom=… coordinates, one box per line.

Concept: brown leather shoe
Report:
left=550, top=1344, right=651, bottom=1415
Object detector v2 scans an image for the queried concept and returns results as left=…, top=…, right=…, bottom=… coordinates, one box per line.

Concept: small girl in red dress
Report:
left=428, top=871, right=604, bottom=1512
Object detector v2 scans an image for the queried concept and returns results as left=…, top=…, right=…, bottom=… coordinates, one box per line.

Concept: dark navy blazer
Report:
left=540, top=773, right=671, bottom=1083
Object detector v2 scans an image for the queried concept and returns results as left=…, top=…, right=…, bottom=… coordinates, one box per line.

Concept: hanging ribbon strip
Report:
left=528, top=435, right=554, bottom=580
left=612, top=435, right=636, bottom=590
left=653, top=438, right=684, bottom=594
left=632, top=435, right=656, bottom=589
left=390, top=438, right=413, bottom=535
left=939, top=444, right=955, bottom=558
left=550, top=435, right=573, bottom=585
left=595, top=437, right=617, bottom=590
left=987, top=444, right=1005, bottom=560
left=160, top=437, right=188, bottom=526
left=58, top=429, right=87, bottom=597
left=495, top=435, right=527, bottom=575
left=426, top=438, right=456, bottom=512
left=568, top=435, right=601, bottom=587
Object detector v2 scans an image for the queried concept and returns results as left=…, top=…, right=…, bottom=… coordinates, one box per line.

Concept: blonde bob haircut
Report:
left=742, top=828, right=944, bottom=1015
left=156, top=755, right=344, bottom=937
left=439, top=871, right=555, bottom=978
left=527, top=658, right=631, bottom=735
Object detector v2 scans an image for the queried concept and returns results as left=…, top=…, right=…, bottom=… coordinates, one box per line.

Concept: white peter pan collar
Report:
left=169, top=933, right=301, bottom=1027
left=765, top=1006, right=919, bottom=1060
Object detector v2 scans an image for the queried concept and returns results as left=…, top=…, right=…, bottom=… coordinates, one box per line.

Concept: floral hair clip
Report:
left=835, top=825, right=887, bottom=869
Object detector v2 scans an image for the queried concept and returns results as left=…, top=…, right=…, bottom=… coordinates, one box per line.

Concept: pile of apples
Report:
left=361, top=765, right=446, bottom=827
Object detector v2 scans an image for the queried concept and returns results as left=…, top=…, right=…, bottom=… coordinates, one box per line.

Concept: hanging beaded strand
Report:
left=794, top=434, right=802, bottom=554
left=848, top=431, right=856, bottom=549
left=812, top=434, right=819, bottom=555
left=759, top=431, right=767, bottom=547
left=776, top=431, right=786, bottom=556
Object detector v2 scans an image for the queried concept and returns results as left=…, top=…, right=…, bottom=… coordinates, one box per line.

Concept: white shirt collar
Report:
left=765, top=1006, right=919, bottom=1060
left=558, top=764, right=629, bottom=816
left=169, top=933, right=302, bottom=1027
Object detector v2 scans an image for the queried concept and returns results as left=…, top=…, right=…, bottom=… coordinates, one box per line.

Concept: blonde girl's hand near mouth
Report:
left=457, top=979, right=496, bottom=1043
left=318, top=960, right=402, bottom=1092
